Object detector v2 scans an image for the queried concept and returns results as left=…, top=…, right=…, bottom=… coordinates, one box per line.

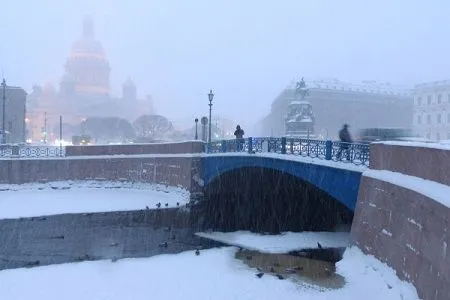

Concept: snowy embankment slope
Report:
left=196, top=231, right=350, bottom=252
left=0, top=247, right=420, bottom=300
left=0, top=181, right=189, bottom=219
left=364, top=169, right=450, bottom=208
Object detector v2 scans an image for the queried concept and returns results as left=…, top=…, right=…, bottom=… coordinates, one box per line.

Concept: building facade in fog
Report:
left=27, top=17, right=154, bottom=142
left=257, top=79, right=413, bottom=139
left=413, top=80, right=450, bottom=141
left=0, top=85, right=27, bottom=143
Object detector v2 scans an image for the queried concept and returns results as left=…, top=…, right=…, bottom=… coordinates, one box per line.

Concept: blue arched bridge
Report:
left=203, top=137, right=369, bottom=212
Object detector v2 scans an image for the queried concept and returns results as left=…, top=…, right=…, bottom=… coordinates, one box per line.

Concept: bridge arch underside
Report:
left=202, top=167, right=354, bottom=233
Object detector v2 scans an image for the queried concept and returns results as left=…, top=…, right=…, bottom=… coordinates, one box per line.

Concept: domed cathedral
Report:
left=27, top=16, right=154, bottom=143
left=60, top=16, right=110, bottom=98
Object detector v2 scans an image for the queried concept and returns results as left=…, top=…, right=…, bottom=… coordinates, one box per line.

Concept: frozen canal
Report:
left=0, top=181, right=420, bottom=299
left=0, top=246, right=419, bottom=300
left=0, top=181, right=189, bottom=219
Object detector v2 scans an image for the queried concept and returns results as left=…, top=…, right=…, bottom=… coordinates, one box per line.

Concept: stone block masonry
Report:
left=0, top=155, right=203, bottom=195
left=65, top=141, right=205, bottom=156
left=351, top=142, right=450, bottom=300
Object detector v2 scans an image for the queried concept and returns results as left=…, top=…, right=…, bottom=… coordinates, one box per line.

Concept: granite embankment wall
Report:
left=0, top=142, right=204, bottom=196
left=65, top=141, right=205, bottom=156
left=351, top=143, right=450, bottom=300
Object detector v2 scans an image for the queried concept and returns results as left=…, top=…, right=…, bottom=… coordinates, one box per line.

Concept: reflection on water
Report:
left=235, top=249, right=345, bottom=289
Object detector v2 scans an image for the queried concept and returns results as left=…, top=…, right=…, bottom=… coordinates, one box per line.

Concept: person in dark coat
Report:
left=234, top=125, right=245, bottom=151
left=234, top=125, right=244, bottom=139
left=337, top=124, right=353, bottom=161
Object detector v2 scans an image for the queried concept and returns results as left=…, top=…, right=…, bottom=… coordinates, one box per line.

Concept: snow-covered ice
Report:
left=0, top=246, right=420, bottom=300
left=0, top=181, right=189, bottom=219
left=364, top=169, right=450, bottom=208
left=196, top=231, right=350, bottom=252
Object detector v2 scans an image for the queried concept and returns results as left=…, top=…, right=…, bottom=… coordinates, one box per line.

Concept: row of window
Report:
left=416, top=94, right=450, bottom=105
left=416, top=113, right=450, bottom=125
left=425, top=132, right=450, bottom=141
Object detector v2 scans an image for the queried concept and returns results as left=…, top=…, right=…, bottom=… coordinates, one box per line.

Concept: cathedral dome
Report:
left=69, top=16, right=106, bottom=60
left=63, top=16, right=110, bottom=97
left=70, top=40, right=105, bottom=59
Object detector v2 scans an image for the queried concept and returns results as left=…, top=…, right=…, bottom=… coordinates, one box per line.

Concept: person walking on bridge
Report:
left=234, top=125, right=245, bottom=151
left=337, top=124, right=353, bottom=161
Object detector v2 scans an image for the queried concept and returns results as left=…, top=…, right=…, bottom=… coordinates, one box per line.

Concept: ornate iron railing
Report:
left=207, top=137, right=370, bottom=166
left=0, top=145, right=65, bottom=158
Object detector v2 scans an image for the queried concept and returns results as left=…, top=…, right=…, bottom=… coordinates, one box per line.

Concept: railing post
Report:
left=248, top=137, right=253, bottom=154
left=307, top=139, right=310, bottom=157
left=221, top=140, right=227, bottom=153
left=12, top=145, right=19, bottom=157
left=281, top=137, right=286, bottom=154
left=325, top=140, right=332, bottom=160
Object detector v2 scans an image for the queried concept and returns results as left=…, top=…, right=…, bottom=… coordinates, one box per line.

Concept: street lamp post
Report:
left=1, top=79, right=6, bottom=144
left=208, top=89, right=214, bottom=143
left=194, top=118, right=198, bottom=140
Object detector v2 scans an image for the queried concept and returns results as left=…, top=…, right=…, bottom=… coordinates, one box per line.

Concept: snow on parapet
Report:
left=205, top=152, right=366, bottom=173
left=363, top=169, right=450, bottom=208
left=376, top=140, right=450, bottom=151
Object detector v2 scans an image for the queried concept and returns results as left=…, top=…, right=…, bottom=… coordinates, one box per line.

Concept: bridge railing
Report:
left=207, top=137, right=370, bottom=166
left=0, top=145, right=65, bottom=158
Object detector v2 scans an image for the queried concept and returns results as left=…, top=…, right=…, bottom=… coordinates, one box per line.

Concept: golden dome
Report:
left=62, top=16, right=111, bottom=97
left=69, top=16, right=106, bottom=60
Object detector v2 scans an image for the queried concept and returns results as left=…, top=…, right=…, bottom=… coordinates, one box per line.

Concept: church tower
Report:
left=62, top=16, right=110, bottom=97
left=122, top=78, right=137, bottom=101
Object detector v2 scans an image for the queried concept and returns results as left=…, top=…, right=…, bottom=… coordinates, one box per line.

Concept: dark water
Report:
left=0, top=209, right=222, bottom=271
left=235, top=248, right=346, bottom=289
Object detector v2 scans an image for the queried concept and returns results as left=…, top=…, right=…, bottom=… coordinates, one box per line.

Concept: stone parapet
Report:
left=370, top=142, right=450, bottom=186
left=353, top=142, right=450, bottom=300
left=65, top=141, right=205, bottom=156
left=0, top=156, right=203, bottom=194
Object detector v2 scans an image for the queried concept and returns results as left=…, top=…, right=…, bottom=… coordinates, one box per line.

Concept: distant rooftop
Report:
left=286, top=78, right=412, bottom=97
left=2, top=84, right=27, bottom=95
left=414, top=80, right=450, bottom=90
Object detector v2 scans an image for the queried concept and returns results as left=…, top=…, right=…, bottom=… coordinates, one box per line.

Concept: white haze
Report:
left=1, top=0, right=449, bottom=132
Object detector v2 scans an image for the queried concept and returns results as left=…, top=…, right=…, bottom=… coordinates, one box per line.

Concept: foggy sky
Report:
left=1, top=0, right=449, bottom=132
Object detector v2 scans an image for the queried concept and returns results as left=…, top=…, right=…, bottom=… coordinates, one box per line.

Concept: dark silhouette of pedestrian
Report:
left=337, top=124, right=353, bottom=161
left=234, top=125, right=244, bottom=139
left=234, top=125, right=245, bottom=151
